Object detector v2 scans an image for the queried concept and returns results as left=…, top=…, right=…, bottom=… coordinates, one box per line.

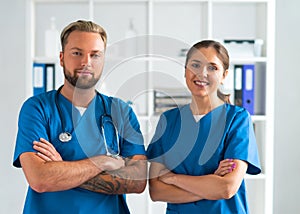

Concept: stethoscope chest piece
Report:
left=59, top=132, right=72, bottom=143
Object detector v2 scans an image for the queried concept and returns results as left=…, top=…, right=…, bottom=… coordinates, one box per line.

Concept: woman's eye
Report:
left=208, top=65, right=217, bottom=71
left=191, top=63, right=201, bottom=69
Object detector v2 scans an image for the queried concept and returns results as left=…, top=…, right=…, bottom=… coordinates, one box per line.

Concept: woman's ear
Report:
left=221, top=69, right=229, bottom=84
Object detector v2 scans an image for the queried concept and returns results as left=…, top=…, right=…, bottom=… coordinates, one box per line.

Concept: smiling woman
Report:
left=184, top=40, right=230, bottom=115
left=146, top=39, right=261, bottom=214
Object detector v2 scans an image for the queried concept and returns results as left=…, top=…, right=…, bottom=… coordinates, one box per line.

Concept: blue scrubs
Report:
left=147, top=104, right=261, bottom=214
left=13, top=90, right=145, bottom=214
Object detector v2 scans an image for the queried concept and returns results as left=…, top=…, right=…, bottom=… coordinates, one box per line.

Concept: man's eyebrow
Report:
left=69, top=47, right=82, bottom=51
left=91, top=50, right=105, bottom=54
left=69, top=47, right=104, bottom=54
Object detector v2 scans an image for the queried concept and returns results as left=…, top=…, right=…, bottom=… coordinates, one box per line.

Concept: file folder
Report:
left=33, top=62, right=56, bottom=96
left=234, top=65, right=243, bottom=107
left=45, top=63, right=55, bottom=91
left=223, top=64, right=235, bottom=104
left=33, top=62, right=46, bottom=96
left=242, top=64, right=255, bottom=115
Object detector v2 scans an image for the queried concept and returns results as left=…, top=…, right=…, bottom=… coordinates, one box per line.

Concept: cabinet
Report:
left=26, top=0, right=275, bottom=213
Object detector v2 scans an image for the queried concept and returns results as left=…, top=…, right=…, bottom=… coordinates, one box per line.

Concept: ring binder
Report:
left=234, top=64, right=255, bottom=115
left=33, top=62, right=56, bottom=96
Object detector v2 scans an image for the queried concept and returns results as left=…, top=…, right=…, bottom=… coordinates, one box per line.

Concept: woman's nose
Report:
left=195, top=66, right=208, bottom=77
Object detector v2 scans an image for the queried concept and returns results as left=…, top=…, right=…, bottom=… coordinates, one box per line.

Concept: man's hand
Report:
left=33, top=138, right=62, bottom=161
left=91, top=155, right=125, bottom=172
left=33, top=138, right=125, bottom=171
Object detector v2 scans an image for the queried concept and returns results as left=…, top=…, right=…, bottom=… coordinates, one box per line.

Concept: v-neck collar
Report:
left=186, top=103, right=227, bottom=124
left=58, top=93, right=99, bottom=127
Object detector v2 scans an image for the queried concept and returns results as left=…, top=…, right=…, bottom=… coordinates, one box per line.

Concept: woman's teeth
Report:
left=194, top=80, right=208, bottom=86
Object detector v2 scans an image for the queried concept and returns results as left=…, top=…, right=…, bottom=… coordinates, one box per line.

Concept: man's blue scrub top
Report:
left=147, top=104, right=261, bottom=214
left=13, top=90, right=146, bottom=214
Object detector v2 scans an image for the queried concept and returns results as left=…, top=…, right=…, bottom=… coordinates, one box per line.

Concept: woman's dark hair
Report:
left=185, top=40, right=231, bottom=104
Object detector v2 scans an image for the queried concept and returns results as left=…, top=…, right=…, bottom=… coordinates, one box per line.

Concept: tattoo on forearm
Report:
left=79, top=158, right=147, bottom=194
left=80, top=172, right=120, bottom=193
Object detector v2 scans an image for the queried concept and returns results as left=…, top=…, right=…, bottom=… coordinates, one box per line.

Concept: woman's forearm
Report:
left=164, top=160, right=247, bottom=200
left=149, top=178, right=204, bottom=203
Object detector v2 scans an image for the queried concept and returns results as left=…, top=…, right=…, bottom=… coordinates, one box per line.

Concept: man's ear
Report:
left=60, top=52, right=64, bottom=66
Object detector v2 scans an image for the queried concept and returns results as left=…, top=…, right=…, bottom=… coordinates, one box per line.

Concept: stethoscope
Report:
left=55, top=86, right=120, bottom=157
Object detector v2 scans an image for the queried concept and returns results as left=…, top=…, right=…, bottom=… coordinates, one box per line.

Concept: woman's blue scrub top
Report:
left=147, top=104, right=261, bottom=214
left=13, top=90, right=146, bottom=214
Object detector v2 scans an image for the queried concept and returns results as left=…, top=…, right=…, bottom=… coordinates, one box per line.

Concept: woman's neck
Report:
left=190, top=96, right=224, bottom=115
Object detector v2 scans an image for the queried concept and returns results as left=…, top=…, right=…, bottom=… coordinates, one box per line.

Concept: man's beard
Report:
left=63, top=66, right=100, bottom=89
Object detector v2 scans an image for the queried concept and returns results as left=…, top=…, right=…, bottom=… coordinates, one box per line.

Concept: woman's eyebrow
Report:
left=190, top=59, right=202, bottom=63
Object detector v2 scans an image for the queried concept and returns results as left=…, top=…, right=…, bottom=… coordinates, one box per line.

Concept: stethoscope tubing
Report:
left=55, top=85, right=120, bottom=156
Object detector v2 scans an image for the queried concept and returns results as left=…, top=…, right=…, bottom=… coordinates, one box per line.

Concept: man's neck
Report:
left=60, top=83, right=96, bottom=108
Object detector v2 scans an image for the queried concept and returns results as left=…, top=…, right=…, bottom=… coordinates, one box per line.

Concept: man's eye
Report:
left=72, top=52, right=81, bottom=56
left=91, top=54, right=101, bottom=58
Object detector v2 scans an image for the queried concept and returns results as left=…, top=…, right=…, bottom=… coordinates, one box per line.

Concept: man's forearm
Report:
left=20, top=152, right=104, bottom=193
left=79, top=156, right=147, bottom=194
left=20, top=151, right=127, bottom=193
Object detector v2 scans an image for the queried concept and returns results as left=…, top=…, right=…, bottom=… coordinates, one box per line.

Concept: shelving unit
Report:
left=26, top=0, right=275, bottom=213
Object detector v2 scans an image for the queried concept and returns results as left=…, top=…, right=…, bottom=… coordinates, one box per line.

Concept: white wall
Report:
left=0, top=0, right=27, bottom=213
left=1, top=0, right=300, bottom=213
left=274, top=0, right=300, bottom=213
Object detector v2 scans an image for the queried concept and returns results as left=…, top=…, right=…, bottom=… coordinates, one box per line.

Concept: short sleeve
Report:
left=13, top=97, right=49, bottom=167
left=146, top=114, right=167, bottom=163
left=111, top=98, right=145, bottom=158
left=225, top=109, right=261, bottom=175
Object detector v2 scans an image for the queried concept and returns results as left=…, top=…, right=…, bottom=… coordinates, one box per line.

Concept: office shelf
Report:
left=26, top=0, right=275, bottom=213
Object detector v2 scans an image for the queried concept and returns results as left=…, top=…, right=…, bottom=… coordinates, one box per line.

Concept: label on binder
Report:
left=245, top=68, right=253, bottom=90
left=33, top=66, right=44, bottom=88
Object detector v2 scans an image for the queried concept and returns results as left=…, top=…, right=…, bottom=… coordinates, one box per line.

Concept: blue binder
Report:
left=33, top=62, right=56, bottom=96
left=33, top=62, right=46, bottom=96
left=242, top=64, right=255, bottom=115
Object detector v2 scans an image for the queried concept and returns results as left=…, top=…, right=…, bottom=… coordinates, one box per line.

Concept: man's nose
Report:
left=81, top=54, right=92, bottom=67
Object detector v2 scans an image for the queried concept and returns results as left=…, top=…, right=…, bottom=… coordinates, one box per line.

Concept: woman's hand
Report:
left=158, top=158, right=236, bottom=185
left=214, top=159, right=236, bottom=176
left=33, top=138, right=63, bottom=161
